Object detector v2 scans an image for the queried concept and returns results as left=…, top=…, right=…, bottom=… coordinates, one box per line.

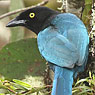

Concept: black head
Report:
left=6, top=6, right=59, bottom=34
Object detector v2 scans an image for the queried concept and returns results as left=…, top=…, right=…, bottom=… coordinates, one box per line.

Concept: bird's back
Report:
left=51, top=13, right=89, bottom=66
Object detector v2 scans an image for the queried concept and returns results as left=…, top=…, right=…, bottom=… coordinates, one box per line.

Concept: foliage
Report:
left=72, top=71, right=95, bottom=95
left=0, top=76, right=51, bottom=95
left=0, top=38, right=45, bottom=79
left=82, top=0, right=92, bottom=31
left=0, top=38, right=48, bottom=94
left=0, top=71, right=95, bottom=95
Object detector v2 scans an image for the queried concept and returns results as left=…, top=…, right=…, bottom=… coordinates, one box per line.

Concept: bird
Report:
left=6, top=6, right=89, bottom=95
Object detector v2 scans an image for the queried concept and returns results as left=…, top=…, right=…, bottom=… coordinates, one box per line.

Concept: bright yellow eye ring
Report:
left=29, top=13, right=35, bottom=18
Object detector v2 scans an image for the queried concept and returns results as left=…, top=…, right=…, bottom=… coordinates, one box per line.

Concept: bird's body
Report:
left=38, top=13, right=89, bottom=68
left=37, top=13, right=89, bottom=95
left=6, top=6, right=89, bottom=95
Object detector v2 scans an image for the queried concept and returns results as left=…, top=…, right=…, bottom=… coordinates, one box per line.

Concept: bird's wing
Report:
left=51, top=13, right=89, bottom=66
left=37, top=27, right=79, bottom=68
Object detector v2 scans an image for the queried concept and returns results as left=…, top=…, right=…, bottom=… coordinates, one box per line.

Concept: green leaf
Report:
left=78, top=89, right=93, bottom=95
left=0, top=93, right=5, bottom=95
left=72, top=90, right=78, bottom=93
left=73, top=86, right=91, bottom=90
left=93, top=74, right=95, bottom=80
left=75, top=79, right=88, bottom=86
left=0, top=82, right=7, bottom=89
left=89, top=71, right=92, bottom=78
left=13, top=79, right=31, bottom=89
left=0, top=38, right=45, bottom=79
left=82, top=0, right=92, bottom=32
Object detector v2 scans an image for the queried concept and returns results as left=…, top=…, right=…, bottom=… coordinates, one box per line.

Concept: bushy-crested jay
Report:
left=6, top=6, right=89, bottom=95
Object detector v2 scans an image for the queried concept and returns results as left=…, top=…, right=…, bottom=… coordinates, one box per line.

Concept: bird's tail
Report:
left=51, top=66, right=74, bottom=95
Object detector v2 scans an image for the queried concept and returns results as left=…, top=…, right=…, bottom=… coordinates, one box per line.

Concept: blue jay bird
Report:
left=6, top=6, right=89, bottom=95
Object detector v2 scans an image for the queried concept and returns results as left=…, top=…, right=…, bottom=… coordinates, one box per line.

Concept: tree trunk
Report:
left=63, top=0, right=95, bottom=77
left=65, top=0, right=84, bottom=18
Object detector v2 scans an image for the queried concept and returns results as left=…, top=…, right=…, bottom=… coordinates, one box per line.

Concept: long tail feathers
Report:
left=51, top=66, right=74, bottom=95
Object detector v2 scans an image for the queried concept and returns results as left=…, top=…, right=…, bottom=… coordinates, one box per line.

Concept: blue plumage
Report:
left=37, top=13, right=89, bottom=95
left=6, top=7, right=89, bottom=95
left=38, top=13, right=89, bottom=68
left=51, top=66, right=74, bottom=95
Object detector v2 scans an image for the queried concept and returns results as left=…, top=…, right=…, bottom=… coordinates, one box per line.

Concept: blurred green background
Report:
left=0, top=1, right=62, bottom=93
left=0, top=0, right=60, bottom=79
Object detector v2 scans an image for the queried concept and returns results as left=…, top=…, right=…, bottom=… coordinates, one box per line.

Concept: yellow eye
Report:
left=29, top=13, right=35, bottom=18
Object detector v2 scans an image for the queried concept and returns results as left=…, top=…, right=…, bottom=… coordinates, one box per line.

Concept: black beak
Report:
left=6, top=17, right=26, bottom=27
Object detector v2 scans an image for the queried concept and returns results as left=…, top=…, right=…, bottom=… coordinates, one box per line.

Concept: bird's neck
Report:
left=35, top=12, right=60, bottom=35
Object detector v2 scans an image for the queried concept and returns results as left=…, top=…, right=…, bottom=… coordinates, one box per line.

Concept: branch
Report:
left=21, top=85, right=52, bottom=94
left=0, top=0, right=49, bottom=19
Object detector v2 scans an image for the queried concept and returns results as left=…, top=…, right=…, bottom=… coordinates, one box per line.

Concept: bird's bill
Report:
left=6, top=17, right=26, bottom=27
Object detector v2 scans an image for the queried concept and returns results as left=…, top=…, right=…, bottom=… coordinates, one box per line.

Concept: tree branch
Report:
left=0, top=0, right=49, bottom=19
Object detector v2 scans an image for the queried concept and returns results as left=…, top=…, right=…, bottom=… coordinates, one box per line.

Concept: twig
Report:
left=7, top=87, right=17, bottom=94
left=21, top=85, right=52, bottom=94
left=0, top=0, right=49, bottom=19
left=3, top=81, right=17, bottom=94
left=21, top=86, right=45, bottom=94
left=92, top=0, right=94, bottom=9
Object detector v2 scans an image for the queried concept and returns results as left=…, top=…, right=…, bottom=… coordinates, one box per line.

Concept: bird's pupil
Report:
left=29, top=13, right=35, bottom=18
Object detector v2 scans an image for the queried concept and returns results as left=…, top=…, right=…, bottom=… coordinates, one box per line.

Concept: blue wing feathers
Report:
left=38, top=27, right=79, bottom=68
left=37, top=13, right=89, bottom=95
left=37, top=13, right=89, bottom=68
